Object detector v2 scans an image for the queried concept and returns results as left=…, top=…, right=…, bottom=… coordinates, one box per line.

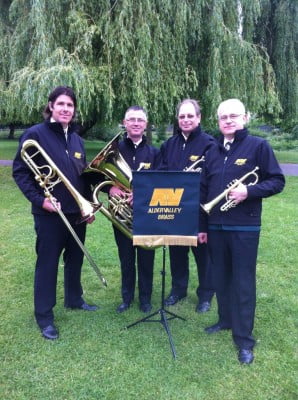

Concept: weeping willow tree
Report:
left=0, top=1, right=12, bottom=119
left=1, top=0, right=199, bottom=127
left=1, top=1, right=111, bottom=126
left=192, top=0, right=282, bottom=127
left=256, top=0, right=298, bottom=129
left=0, top=0, right=294, bottom=132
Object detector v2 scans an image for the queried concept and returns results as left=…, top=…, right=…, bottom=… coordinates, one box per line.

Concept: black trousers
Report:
left=113, top=227, right=155, bottom=304
left=208, top=230, right=260, bottom=350
left=33, top=213, right=86, bottom=328
left=168, top=244, right=214, bottom=303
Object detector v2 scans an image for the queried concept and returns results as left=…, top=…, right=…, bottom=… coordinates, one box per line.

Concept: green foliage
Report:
left=256, top=0, right=298, bottom=128
left=0, top=0, right=296, bottom=130
left=0, top=167, right=297, bottom=399
left=197, top=0, right=282, bottom=129
left=155, top=124, right=167, bottom=143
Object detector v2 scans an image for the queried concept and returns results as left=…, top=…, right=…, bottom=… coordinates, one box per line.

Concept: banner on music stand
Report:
left=132, top=171, right=200, bottom=247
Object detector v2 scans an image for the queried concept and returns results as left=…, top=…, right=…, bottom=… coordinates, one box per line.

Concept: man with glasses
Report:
left=158, top=99, right=215, bottom=313
left=109, top=105, right=159, bottom=313
left=199, top=98, right=285, bottom=364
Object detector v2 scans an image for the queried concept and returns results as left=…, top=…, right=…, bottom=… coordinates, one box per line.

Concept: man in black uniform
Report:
left=199, top=99, right=285, bottom=364
left=158, top=99, right=215, bottom=312
left=109, top=106, right=159, bottom=314
left=13, top=86, right=98, bottom=340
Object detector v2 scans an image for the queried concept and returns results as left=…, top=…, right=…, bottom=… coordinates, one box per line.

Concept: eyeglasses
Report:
left=178, top=114, right=196, bottom=120
left=219, top=114, right=243, bottom=121
left=126, top=117, right=146, bottom=123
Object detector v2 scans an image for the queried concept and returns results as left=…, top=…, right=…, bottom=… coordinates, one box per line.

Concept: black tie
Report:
left=225, top=142, right=231, bottom=151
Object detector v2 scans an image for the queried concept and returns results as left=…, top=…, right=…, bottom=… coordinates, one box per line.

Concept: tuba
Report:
left=85, top=132, right=134, bottom=242
left=21, top=139, right=107, bottom=287
left=201, top=166, right=259, bottom=214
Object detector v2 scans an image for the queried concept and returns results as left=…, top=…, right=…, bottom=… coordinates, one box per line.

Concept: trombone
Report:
left=21, top=139, right=107, bottom=287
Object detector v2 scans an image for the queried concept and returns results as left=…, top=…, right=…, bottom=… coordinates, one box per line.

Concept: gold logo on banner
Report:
left=149, top=188, right=184, bottom=206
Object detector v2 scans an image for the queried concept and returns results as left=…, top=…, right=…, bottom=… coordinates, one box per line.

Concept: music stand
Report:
left=129, top=170, right=200, bottom=359
left=126, top=245, right=186, bottom=359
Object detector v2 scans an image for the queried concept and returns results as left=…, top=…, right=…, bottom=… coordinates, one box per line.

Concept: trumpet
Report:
left=21, top=139, right=107, bottom=287
left=184, top=156, right=205, bottom=172
left=201, top=166, right=259, bottom=214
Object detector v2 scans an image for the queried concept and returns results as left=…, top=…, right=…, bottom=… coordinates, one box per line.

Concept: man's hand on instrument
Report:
left=43, top=197, right=61, bottom=213
left=109, top=186, right=126, bottom=197
left=228, top=182, right=248, bottom=204
left=126, top=192, right=133, bottom=207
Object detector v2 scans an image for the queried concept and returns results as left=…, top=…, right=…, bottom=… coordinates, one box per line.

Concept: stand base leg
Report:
left=125, top=246, right=186, bottom=359
left=126, top=307, right=186, bottom=359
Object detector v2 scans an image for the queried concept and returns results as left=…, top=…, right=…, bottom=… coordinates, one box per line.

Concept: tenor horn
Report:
left=21, top=139, right=107, bottom=287
left=201, top=166, right=259, bottom=214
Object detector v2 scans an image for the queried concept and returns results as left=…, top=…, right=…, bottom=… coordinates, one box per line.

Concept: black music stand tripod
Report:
left=126, top=245, right=186, bottom=359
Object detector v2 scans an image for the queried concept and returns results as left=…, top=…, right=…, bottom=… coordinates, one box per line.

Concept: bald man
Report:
left=199, top=99, right=285, bottom=364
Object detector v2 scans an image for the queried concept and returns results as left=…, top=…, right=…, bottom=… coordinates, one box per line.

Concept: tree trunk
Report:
left=146, top=124, right=153, bottom=145
left=77, top=120, right=96, bottom=137
left=7, top=124, right=15, bottom=140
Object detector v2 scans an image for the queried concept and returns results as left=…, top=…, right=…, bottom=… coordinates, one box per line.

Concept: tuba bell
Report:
left=85, top=132, right=134, bottom=241
left=87, top=132, right=132, bottom=190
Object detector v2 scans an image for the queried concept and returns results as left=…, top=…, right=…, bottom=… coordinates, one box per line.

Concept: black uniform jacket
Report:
left=13, top=120, right=88, bottom=215
left=200, top=128, right=285, bottom=231
left=157, top=125, right=215, bottom=170
left=118, top=133, right=159, bottom=170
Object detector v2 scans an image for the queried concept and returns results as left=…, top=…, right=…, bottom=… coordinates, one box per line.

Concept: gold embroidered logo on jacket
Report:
left=234, top=159, right=247, bottom=166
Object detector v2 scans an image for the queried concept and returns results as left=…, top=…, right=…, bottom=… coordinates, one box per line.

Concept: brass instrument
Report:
left=86, top=133, right=160, bottom=249
left=87, top=132, right=132, bottom=190
left=21, top=139, right=107, bottom=287
left=201, top=166, right=259, bottom=214
left=184, top=156, right=205, bottom=172
left=85, top=132, right=134, bottom=241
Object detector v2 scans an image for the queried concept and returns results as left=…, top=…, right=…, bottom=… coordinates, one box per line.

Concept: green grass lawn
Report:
left=0, top=166, right=297, bottom=400
left=0, top=137, right=107, bottom=162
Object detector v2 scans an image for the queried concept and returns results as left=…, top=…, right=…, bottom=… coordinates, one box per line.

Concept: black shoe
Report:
left=238, top=349, right=254, bottom=364
left=164, top=294, right=186, bottom=306
left=196, top=301, right=211, bottom=313
left=41, top=325, right=59, bottom=340
left=116, top=302, right=131, bottom=313
left=69, top=302, right=98, bottom=311
left=204, top=323, right=230, bottom=334
left=140, top=303, right=152, bottom=313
